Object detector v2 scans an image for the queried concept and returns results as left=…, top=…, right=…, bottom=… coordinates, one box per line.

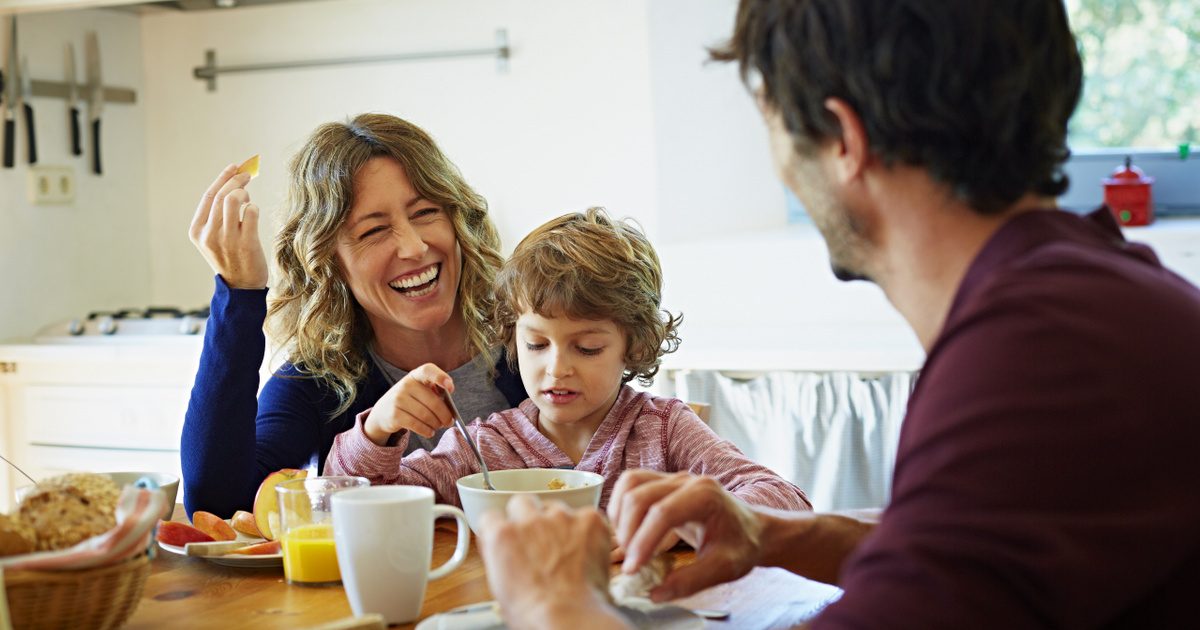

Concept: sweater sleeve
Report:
left=181, top=276, right=330, bottom=518
left=665, top=403, right=812, bottom=511
left=325, top=413, right=485, bottom=508
left=813, top=276, right=1200, bottom=629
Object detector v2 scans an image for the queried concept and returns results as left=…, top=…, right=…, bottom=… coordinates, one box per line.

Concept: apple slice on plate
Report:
left=192, top=510, right=238, bottom=541
left=158, top=523, right=283, bottom=568
left=226, top=540, right=282, bottom=556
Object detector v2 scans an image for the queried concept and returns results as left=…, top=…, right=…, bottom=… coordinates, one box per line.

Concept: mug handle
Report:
left=428, top=504, right=470, bottom=580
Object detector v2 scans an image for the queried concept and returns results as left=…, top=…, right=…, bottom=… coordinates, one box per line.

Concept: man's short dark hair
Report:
left=713, top=0, right=1084, bottom=214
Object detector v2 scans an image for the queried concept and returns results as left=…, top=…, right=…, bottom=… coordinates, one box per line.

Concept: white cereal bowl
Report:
left=456, top=468, right=604, bottom=535
left=15, top=471, right=180, bottom=520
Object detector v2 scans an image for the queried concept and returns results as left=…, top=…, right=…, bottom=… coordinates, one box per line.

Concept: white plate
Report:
left=414, top=598, right=703, bottom=630
left=157, top=522, right=282, bottom=568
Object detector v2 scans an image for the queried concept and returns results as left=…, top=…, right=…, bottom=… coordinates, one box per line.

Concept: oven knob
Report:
left=179, top=316, right=202, bottom=335
left=98, top=315, right=118, bottom=335
left=67, top=319, right=85, bottom=336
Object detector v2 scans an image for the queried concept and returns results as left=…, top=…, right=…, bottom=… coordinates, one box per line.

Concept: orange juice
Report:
left=281, top=523, right=340, bottom=585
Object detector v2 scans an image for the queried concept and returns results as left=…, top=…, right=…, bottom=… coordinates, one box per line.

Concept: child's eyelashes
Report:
left=521, top=341, right=606, bottom=356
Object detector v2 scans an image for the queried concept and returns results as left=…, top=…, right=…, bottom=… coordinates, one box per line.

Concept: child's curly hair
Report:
left=495, top=208, right=682, bottom=385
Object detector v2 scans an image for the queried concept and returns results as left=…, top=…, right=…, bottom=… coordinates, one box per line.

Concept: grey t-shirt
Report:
left=368, top=348, right=514, bottom=454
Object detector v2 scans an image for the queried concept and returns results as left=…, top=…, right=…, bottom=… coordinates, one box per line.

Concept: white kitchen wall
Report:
left=648, top=0, right=785, bottom=241
left=1, top=0, right=799, bottom=345
left=138, top=0, right=801, bottom=313
left=0, top=9, right=149, bottom=342
left=141, top=0, right=665, bottom=309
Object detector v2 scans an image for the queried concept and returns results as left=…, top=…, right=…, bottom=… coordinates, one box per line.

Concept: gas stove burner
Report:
left=85, top=306, right=210, bottom=320
left=36, top=305, right=211, bottom=342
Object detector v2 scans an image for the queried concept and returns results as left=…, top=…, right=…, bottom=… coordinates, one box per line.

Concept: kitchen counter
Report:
left=658, top=224, right=923, bottom=374
left=656, top=215, right=1200, bottom=374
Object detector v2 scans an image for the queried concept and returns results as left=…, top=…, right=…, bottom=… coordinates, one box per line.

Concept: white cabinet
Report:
left=23, top=384, right=186, bottom=450
left=0, top=342, right=201, bottom=512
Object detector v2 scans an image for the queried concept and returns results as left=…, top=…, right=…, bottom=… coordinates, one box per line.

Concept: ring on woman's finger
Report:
left=238, top=201, right=252, bottom=223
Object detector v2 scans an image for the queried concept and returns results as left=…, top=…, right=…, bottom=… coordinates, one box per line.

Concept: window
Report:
left=1066, top=0, right=1198, bottom=150
left=1061, top=0, right=1199, bottom=215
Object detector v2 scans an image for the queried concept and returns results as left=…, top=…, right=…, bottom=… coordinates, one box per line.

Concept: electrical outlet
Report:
left=28, top=165, right=76, bottom=206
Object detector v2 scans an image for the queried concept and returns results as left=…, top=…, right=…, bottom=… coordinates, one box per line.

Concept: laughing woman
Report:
left=182, top=114, right=525, bottom=517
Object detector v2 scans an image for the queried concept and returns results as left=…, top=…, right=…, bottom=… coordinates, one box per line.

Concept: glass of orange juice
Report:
left=275, top=475, right=369, bottom=586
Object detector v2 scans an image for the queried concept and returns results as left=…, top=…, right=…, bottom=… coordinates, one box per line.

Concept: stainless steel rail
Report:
left=193, top=28, right=509, bottom=91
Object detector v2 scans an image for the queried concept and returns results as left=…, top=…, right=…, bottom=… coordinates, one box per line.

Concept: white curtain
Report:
left=670, top=370, right=914, bottom=512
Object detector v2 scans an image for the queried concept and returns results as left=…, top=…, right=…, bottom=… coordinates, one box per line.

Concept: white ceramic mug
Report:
left=331, top=485, right=470, bottom=624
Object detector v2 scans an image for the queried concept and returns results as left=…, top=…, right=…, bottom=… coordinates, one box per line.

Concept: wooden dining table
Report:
left=124, top=506, right=841, bottom=629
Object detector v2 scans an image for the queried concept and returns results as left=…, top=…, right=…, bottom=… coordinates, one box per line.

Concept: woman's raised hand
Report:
left=363, top=363, right=456, bottom=445
left=188, top=164, right=269, bottom=289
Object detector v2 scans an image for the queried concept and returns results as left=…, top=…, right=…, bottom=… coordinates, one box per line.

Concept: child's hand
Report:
left=363, top=363, right=455, bottom=445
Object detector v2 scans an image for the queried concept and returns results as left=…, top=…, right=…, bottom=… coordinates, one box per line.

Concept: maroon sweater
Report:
left=815, top=209, right=1200, bottom=629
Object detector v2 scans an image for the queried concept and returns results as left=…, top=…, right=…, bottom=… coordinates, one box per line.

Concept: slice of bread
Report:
left=17, top=473, right=120, bottom=551
left=0, top=513, right=36, bottom=557
left=610, top=554, right=674, bottom=601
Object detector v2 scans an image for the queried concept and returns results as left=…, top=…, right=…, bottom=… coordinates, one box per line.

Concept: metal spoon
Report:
left=438, top=386, right=495, bottom=491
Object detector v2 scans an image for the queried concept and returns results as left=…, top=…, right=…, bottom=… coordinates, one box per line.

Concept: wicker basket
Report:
left=3, top=553, right=150, bottom=630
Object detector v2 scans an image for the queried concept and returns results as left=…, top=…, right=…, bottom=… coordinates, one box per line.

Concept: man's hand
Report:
left=608, top=470, right=766, bottom=601
left=610, top=529, right=681, bottom=563
left=363, top=363, right=454, bottom=445
left=479, top=495, right=632, bottom=629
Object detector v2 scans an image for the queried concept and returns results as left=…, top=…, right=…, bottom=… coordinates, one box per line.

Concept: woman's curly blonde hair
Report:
left=267, top=113, right=504, bottom=417
left=494, top=208, right=682, bottom=386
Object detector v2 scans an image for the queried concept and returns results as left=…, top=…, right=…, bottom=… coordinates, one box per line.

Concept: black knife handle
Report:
left=92, top=117, right=101, bottom=175
left=3, top=117, right=13, bottom=168
left=23, top=103, right=36, bottom=165
left=70, top=106, right=82, bottom=156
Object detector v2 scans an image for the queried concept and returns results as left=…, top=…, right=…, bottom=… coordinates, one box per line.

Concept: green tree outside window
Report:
left=1067, top=0, right=1199, bottom=149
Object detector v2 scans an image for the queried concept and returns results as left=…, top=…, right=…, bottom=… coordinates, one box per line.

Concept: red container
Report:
left=1103, top=156, right=1155, bottom=226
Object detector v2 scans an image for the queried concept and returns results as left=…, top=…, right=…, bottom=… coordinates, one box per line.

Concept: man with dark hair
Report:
left=476, top=1, right=1200, bottom=628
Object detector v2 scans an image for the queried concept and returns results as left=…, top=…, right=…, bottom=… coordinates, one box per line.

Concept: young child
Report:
left=325, top=208, right=811, bottom=516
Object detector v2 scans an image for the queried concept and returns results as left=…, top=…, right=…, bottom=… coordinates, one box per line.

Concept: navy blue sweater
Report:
left=181, top=277, right=526, bottom=517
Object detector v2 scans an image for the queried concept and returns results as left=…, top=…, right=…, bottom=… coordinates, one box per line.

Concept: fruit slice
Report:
left=157, top=521, right=215, bottom=546
left=192, top=510, right=237, bottom=541
left=252, top=468, right=307, bottom=541
left=236, top=154, right=261, bottom=179
left=225, top=540, right=282, bottom=556
left=230, top=510, right=262, bottom=538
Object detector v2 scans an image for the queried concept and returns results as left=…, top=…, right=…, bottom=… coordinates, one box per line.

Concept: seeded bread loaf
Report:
left=0, top=512, right=36, bottom=557
left=17, top=473, right=120, bottom=551
left=34, top=473, right=121, bottom=514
